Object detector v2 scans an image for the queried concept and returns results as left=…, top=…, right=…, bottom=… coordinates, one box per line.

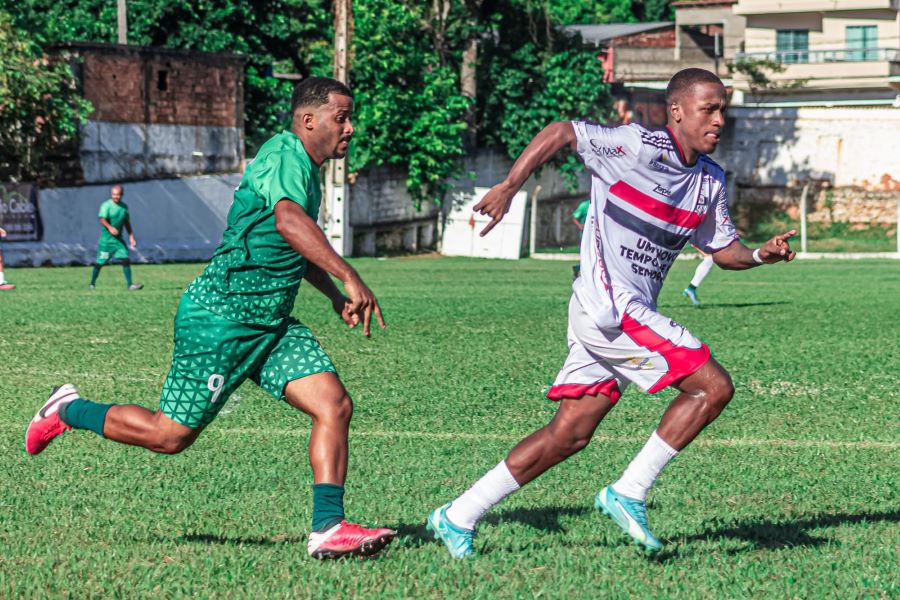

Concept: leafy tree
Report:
left=0, top=10, right=92, bottom=181
left=477, top=2, right=613, bottom=187
left=351, top=0, right=470, bottom=204
left=728, top=57, right=808, bottom=102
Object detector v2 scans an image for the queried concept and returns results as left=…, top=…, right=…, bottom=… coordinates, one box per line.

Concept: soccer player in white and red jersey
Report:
left=427, top=68, right=797, bottom=558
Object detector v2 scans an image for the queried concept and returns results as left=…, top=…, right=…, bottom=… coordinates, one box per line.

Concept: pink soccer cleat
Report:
left=307, top=520, right=396, bottom=559
left=25, top=384, right=79, bottom=455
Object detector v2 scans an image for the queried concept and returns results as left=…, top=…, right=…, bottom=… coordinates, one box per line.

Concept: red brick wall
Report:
left=79, top=46, right=242, bottom=128
left=82, top=54, right=145, bottom=122
left=146, top=57, right=240, bottom=127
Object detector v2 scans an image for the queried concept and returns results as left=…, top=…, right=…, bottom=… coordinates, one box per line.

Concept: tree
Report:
left=0, top=10, right=92, bottom=182
left=728, top=57, right=808, bottom=102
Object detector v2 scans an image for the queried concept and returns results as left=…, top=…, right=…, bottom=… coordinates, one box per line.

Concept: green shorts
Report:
left=159, top=294, right=336, bottom=429
left=96, top=239, right=129, bottom=265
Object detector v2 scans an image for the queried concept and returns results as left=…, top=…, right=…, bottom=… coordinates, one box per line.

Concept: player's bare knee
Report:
left=153, top=431, right=195, bottom=454
left=320, top=393, right=353, bottom=425
left=696, top=372, right=734, bottom=417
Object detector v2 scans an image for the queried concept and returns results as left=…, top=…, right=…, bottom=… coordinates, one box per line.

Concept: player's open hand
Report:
left=0, top=227, right=6, bottom=237
left=473, top=182, right=517, bottom=237
left=129, top=234, right=137, bottom=249
left=759, top=229, right=797, bottom=263
left=342, top=276, right=386, bottom=337
left=332, top=295, right=358, bottom=328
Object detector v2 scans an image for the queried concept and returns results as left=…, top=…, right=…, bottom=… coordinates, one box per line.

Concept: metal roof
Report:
left=564, top=22, right=673, bottom=46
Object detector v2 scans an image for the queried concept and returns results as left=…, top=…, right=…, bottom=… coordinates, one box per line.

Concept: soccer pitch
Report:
left=1, top=257, right=897, bottom=597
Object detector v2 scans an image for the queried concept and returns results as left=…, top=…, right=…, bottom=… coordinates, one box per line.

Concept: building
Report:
left=566, top=2, right=746, bottom=126
left=52, top=42, right=245, bottom=185
left=732, top=0, right=900, bottom=105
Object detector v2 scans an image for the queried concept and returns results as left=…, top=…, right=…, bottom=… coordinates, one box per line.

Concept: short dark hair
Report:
left=291, top=77, right=353, bottom=114
left=666, top=68, right=724, bottom=105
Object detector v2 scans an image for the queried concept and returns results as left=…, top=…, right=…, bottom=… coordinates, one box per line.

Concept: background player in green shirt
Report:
left=89, top=184, right=143, bottom=290
left=571, top=199, right=590, bottom=279
left=571, top=199, right=590, bottom=232
left=27, top=77, right=395, bottom=559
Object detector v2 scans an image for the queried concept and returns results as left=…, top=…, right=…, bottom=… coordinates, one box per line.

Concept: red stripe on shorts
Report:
left=546, top=380, right=622, bottom=403
left=620, top=313, right=710, bottom=393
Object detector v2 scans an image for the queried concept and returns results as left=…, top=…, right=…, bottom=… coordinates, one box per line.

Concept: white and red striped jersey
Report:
left=572, top=121, right=738, bottom=328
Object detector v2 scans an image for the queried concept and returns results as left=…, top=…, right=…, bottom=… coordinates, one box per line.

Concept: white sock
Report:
left=446, top=460, right=521, bottom=530
left=690, top=255, right=715, bottom=288
left=0, top=269, right=5, bottom=283
left=612, top=431, right=678, bottom=501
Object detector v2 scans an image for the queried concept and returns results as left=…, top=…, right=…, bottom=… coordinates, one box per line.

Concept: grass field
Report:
left=1, top=257, right=897, bottom=598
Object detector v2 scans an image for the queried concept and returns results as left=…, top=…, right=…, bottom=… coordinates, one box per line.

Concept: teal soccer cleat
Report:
left=595, top=486, right=663, bottom=552
left=426, top=503, right=475, bottom=559
left=683, top=286, right=700, bottom=306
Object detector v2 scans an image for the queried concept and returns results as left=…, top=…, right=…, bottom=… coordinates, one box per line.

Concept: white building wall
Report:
left=719, top=106, right=900, bottom=188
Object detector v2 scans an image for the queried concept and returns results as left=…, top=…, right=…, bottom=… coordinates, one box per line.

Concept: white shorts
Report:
left=547, top=295, right=710, bottom=404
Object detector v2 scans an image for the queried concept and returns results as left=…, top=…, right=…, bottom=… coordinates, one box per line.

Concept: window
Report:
left=847, top=25, right=878, bottom=61
left=776, top=29, right=808, bottom=64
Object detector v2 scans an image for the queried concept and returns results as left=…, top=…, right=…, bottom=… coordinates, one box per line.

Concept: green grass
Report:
left=1, top=258, right=898, bottom=598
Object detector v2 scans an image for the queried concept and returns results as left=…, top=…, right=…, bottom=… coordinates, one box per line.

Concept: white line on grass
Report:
left=218, top=428, right=899, bottom=450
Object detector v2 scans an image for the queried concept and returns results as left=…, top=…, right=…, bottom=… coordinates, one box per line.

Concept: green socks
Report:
left=123, top=265, right=133, bottom=287
left=59, top=399, right=112, bottom=437
left=90, top=266, right=101, bottom=286
left=312, top=483, right=345, bottom=532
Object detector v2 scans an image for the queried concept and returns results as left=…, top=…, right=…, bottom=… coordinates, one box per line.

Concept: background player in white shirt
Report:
left=427, top=68, right=797, bottom=558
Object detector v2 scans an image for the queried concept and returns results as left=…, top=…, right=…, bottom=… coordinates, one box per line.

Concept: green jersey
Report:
left=98, top=199, right=129, bottom=244
left=572, top=200, right=590, bottom=226
left=186, top=130, right=321, bottom=326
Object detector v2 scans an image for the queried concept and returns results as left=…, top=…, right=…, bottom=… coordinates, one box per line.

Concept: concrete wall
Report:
left=3, top=174, right=240, bottom=267
left=717, top=105, right=900, bottom=230
left=80, top=121, right=242, bottom=183
left=717, top=106, right=900, bottom=189
left=676, top=5, right=747, bottom=59
left=349, top=149, right=592, bottom=255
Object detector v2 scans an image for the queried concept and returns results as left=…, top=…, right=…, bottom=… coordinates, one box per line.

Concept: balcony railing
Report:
left=736, top=47, right=900, bottom=64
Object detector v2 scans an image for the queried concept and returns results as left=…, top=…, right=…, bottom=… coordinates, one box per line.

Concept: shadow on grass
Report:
left=179, top=533, right=303, bottom=546
left=662, top=301, right=790, bottom=310
left=484, top=505, right=591, bottom=532
left=674, top=509, right=900, bottom=555
left=395, top=506, right=592, bottom=549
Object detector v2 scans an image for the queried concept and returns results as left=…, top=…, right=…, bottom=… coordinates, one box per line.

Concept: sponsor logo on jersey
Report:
left=589, top=140, right=626, bottom=158
left=652, top=184, right=672, bottom=197
left=648, top=158, right=675, bottom=174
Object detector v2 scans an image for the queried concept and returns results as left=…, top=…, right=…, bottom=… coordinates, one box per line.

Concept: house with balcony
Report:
left=732, top=0, right=900, bottom=105
left=566, top=1, right=746, bottom=126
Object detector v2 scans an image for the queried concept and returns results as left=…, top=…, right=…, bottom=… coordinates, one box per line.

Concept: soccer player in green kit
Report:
left=89, top=184, right=143, bottom=290
left=26, top=77, right=396, bottom=559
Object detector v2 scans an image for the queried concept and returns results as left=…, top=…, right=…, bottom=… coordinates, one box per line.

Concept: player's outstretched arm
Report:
left=474, top=121, right=576, bottom=236
left=713, top=230, right=797, bottom=270
left=274, top=199, right=385, bottom=336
